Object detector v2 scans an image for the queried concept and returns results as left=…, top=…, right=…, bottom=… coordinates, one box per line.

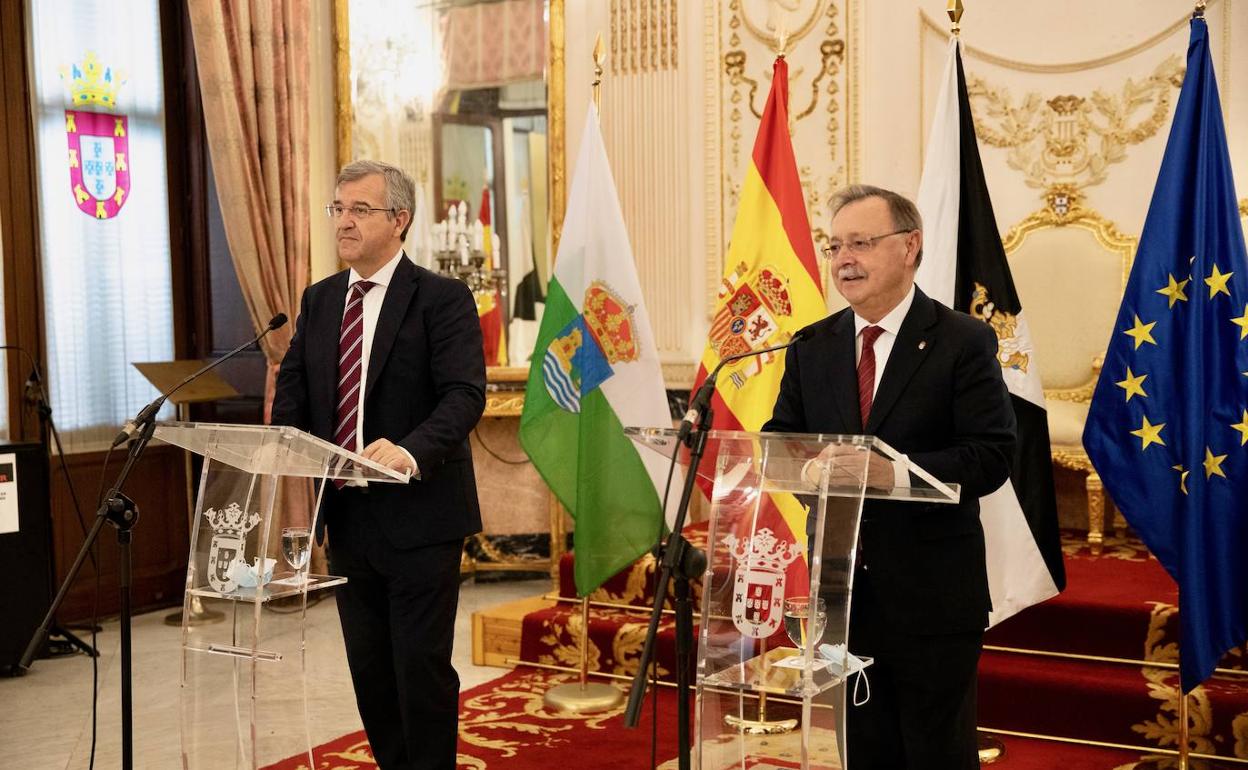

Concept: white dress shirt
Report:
left=852, top=283, right=916, bottom=489
left=344, top=248, right=418, bottom=477
left=852, top=283, right=916, bottom=393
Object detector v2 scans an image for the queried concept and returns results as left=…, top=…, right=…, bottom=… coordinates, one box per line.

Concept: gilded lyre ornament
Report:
left=967, top=55, right=1184, bottom=193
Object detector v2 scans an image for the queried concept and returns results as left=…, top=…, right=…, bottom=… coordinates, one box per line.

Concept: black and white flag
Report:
left=916, top=37, right=1067, bottom=626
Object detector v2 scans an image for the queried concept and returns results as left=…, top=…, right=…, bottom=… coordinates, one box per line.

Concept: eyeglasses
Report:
left=325, top=203, right=395, bottom=219
left=821, top=229, right=913, bottom=259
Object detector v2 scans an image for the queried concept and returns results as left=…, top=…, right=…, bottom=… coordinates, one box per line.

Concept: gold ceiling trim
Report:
left=919, top=0, right=1221, bottom=74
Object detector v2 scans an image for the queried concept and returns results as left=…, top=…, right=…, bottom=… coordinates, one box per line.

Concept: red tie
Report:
left=334, top=280, right=375, bottom=486
left=858, top=325, right=884, bottom=429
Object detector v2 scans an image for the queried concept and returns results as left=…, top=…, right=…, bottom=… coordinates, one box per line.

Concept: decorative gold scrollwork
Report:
left=967, top=56, right=1184, bottom=193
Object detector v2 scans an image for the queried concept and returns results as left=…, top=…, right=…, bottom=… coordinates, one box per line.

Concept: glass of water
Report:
left=281, top=526, right=311, bottom=578
left=783, top=596, right=827, bottom=652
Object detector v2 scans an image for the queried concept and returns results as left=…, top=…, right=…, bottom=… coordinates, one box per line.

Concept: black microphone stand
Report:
left=18, top=316, right=285, bottom=770
left=26, top=366, right=100, bottom=659
left=21, top=419, right=150, bottom=768
left=623, top=374, right=719, bottom=770
left=624, top=331, right=809, bottom=769
left=0, top=347, right=99, bottom=664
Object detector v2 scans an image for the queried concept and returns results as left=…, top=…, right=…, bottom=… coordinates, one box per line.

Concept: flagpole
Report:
left=1180, top=691, right=1190, bottom=769
left=543, top=31, right=623, bottom=715
left=1151, top=8, right=1193, bottom=769
left=942, top=0, right=1007, bottom=763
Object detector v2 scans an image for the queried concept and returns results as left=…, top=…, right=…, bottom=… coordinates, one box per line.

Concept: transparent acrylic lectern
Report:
left=154, top=421, right=410, bottom=769
left=626, top=428, right=959, bottom=770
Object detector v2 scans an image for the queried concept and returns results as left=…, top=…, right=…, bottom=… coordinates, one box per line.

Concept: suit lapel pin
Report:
left=918, top=340, right=927, bottom=350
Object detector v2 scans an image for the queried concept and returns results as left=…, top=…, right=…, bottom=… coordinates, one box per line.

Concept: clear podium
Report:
left=626, top=429, right=959, bottom=770
left=154, top=421, right=410, bottom=769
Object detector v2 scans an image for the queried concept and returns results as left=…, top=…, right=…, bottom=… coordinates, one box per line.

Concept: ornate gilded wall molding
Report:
left=596, top=0, right=691, bottom=359
left=705, top=0, right=725, bottom=328
left=610, top=0, right=678, bottom=75
left=967, top=55, right=1183, bottom=193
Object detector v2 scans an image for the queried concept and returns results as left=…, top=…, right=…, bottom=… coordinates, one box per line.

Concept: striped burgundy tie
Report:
left=333, top=280, right=375, bottom=487
left=857, top=325, right=884, bottom=429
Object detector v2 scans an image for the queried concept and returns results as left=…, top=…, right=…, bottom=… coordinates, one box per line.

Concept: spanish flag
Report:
left=477, top=185, right=507, bottom=366
left=692, top=56, right=825, bottom=562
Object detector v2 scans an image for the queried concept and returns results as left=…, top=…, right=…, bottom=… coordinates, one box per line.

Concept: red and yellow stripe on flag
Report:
left=477, top=185, right=507, bottom=366
left=693, top=56, right=824, bottom=576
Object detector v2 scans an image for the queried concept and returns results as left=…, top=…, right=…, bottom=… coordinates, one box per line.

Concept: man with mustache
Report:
left=764, top=185, right=1015, bottom=768
left=273, top=160, right=485, bottom=769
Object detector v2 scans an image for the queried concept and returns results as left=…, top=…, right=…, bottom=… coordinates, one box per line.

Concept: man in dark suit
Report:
left=272, top=159, right=485, bottom=770
left=763, top=185, right=1015, bottom=768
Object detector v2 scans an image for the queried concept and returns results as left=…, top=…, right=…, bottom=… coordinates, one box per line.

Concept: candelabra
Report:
left=431, top=200, right=505, bottom=293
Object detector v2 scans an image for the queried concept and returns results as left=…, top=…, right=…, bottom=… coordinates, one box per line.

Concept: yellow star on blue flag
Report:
left=1084, top=16, right=1248, bottom=695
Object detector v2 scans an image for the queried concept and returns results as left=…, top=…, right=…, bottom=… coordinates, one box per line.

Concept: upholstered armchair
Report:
left=1002, top=189, right=1136, bottom=555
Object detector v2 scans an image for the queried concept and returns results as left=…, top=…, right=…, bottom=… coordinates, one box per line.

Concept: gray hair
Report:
left=828, top=184, right=924, bottom=264
left=336, top=159, right=416, bottom=240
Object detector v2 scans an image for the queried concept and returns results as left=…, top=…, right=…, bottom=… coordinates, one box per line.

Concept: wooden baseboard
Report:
left=471, top=594, right=554, bottom=668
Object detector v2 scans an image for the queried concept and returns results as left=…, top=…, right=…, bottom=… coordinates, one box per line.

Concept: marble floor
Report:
left=0, top=577, right=545, bottom=769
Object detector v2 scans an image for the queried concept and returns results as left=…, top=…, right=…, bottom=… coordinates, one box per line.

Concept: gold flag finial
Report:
left=948, top=0, right=964, bottom=36
left=776, top=24, right=790, bottom=57
left=1194, top=0, right=1207, bottom=18
left=592, top=33, right=606, bottom=111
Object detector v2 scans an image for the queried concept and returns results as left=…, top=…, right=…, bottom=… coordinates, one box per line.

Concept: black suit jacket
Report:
left=763, top=286, right=1015, bottom=634
left=271, top=256, right=486, bottom=549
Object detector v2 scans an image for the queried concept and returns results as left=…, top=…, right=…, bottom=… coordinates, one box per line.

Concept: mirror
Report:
left=433, top=89, right=549, bottom=367
left=338, top=0, right=559, bottom=370
left=336, top=0, right=567, bottom=575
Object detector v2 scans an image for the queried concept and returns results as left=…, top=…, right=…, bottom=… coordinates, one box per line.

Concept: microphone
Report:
left=676, top=327, right=811, bottom=442
left=0, top=345, right=48, bottom=409
left=111, top=313, right=289, bottom=447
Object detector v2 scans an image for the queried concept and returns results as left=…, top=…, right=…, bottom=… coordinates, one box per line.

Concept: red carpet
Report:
left=517, top=525, right=1248, bottom=762
left=979, top=532, right=1248, bottom=759
left=264, top=526, right=1248, bottom=768
left=260, top=666, right=680, bottom=769
left=262, top=665, right=1196, bottom=769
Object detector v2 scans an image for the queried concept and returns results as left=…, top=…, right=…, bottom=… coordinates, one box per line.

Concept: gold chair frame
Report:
left=1002, top=187, right=1136, bottom=555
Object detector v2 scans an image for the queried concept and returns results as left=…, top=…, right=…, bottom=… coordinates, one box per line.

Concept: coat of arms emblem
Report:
left=62, top=53, right=130, bottom=219
left=709, top=263, right=794, bottom=388
left=723, top=527, right=801, bottom=638
left=542, top=281, right=639, bottom=413
left=202, top=502, right=262, bottom=593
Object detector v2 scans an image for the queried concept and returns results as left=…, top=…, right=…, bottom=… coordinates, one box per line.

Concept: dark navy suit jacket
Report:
left=272, top=256, right=486, bottom=548
left=763, top=286, right=1015, bottom=633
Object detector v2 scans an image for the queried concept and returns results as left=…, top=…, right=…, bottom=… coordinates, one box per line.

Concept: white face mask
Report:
left=818, top=642, right=872, bottom=707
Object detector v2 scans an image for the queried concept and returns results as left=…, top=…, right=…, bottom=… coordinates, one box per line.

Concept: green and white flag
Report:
left=519, top=104, right=676, bottom=597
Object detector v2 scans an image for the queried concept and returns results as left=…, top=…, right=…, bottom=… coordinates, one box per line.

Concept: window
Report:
left=27, top=0, right=174, bottom=451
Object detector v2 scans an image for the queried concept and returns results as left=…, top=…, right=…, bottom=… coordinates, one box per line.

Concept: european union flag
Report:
left=1084, top=16, right=1248, bottom=693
